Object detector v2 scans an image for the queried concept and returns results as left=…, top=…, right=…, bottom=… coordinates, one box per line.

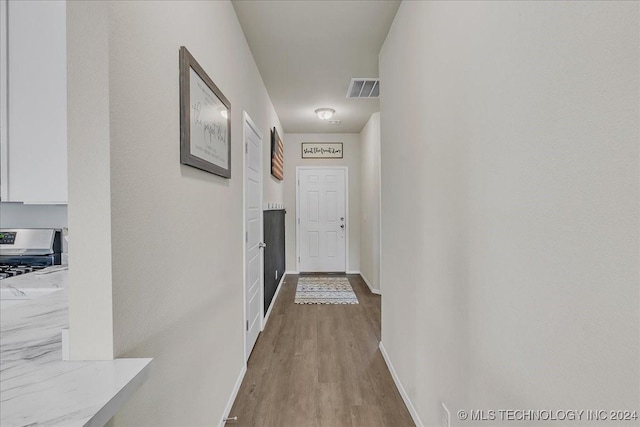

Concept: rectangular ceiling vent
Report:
left=346, top=78, right=380, bottom=98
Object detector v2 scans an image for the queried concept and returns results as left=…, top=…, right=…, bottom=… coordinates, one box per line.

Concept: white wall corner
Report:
left=359, top=272, right=381, bottom=295
left=379, top=341, right=424, bottom=427
left=67, top=0, right=114, bottom=360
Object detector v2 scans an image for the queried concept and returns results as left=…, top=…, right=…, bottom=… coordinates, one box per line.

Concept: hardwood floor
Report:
left=226, top=274, right=414, bottom=427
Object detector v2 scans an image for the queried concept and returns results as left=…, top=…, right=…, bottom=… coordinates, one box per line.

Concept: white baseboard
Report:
left=285, top=270, right=299, bottom=275
left=218, top=364, right=247, bottom=427
left=358, top=272, right=381, bottom=295
left=379, top=341, right=423, bottom=427
left=346, top=270, right=360, bottom=275
left=263, top=273, right=286, bottom=327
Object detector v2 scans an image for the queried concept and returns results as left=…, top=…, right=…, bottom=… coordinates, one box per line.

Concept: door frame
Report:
left=242, top=111, right=263, bottom=363
left=0, top=0, right=8, bottom=201
left=295, top=166, right=349, bottom=273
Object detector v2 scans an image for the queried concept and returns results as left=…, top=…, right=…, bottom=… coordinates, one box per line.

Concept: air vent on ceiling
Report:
left=346, top=78, right=380, bottom=98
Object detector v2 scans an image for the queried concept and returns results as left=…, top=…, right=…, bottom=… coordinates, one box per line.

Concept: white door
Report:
left=297, top=168, right=347, bottom=272
left=244, top=112, right=263, bottom=361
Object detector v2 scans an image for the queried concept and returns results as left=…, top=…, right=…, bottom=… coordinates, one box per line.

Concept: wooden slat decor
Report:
left=271, top=128, right=284, bottom=180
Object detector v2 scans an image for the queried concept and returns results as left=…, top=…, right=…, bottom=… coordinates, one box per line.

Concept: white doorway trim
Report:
left=378, top=128, right=383, bottom=295
left=242, top=111, right=263, bottom=363
left=0, top=0, right=8, bottom=201
left=295, top=166, right=349, bottom=273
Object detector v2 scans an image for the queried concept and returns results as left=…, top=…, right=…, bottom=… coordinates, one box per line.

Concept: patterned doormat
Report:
left=295, top=277, right=359, bottom=304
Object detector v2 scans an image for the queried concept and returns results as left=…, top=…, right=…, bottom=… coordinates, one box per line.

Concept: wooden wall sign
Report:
left=301, top=143, right=343, bottom=159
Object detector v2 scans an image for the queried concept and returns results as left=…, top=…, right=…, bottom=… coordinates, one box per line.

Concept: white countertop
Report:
left=0, top=269, right=152, bottom=427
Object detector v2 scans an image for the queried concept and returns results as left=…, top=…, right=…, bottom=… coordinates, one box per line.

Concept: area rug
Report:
left=294, top=277, right=359, bottom=304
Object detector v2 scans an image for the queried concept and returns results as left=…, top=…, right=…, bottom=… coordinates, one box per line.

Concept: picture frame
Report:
left=271, top=128, right=284, bottom=181
left=301, top=142, right=343, bottom=159
left=179, top=46, right=231, bottom=178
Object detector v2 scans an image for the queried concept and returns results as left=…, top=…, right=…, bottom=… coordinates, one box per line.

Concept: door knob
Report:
left=258, top=242, right=267, bottom=248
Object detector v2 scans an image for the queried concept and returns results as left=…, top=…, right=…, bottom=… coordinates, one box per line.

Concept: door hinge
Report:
left=245, top=231, right=248, bottom=243
left=245, top=143, right=248, bottom=154
left=298, top=256, right=300, bottom=262
left=246, top=320, right=249, bottom=331
left=297, top=218, right=300, bottom=224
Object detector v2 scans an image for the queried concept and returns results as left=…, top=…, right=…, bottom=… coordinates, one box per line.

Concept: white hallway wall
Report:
left=67, top=0, right=114, bottom=359
left=68, top=0, right=284, bottom=425
left=379, top=1, right=639, bottom=426
left=359, top=113, right=381, bottom=292
left=284, top=133, right=360, bottom=273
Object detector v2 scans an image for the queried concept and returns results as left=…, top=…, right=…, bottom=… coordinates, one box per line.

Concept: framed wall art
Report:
left=179, top=46, right=231, bottom=178
left=301, top=142, right=343, bottom=159
left=271, top=128, right=284, bottom=180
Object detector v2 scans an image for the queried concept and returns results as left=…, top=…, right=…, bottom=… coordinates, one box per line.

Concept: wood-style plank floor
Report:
left=225, top=274, right=414, bottom=427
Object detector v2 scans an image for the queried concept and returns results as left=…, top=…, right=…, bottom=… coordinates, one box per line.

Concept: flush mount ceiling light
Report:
left=315, top=108, right=335, bottom=120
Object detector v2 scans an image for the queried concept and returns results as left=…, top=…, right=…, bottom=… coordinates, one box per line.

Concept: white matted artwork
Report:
left=301, top=142, right=343, bottom=159
left=189, top=68, right=228, bottom=170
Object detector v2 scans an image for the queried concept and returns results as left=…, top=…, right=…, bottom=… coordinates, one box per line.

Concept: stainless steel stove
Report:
left=0, top=229, right=62, bottom=280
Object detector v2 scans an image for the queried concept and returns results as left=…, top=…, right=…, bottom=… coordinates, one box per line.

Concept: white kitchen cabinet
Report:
left=0, top=0, right=67, bottom=204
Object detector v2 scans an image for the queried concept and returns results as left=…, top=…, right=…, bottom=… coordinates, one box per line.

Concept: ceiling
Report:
left=232, top=0, right=400, bottom=134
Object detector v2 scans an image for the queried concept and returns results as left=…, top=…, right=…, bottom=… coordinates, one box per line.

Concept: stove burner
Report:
left=0, top=264, right=46, bottom=280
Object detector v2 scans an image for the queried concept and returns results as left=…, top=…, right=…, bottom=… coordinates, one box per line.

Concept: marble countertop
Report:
left=0, top=269, right=152, bottom=427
